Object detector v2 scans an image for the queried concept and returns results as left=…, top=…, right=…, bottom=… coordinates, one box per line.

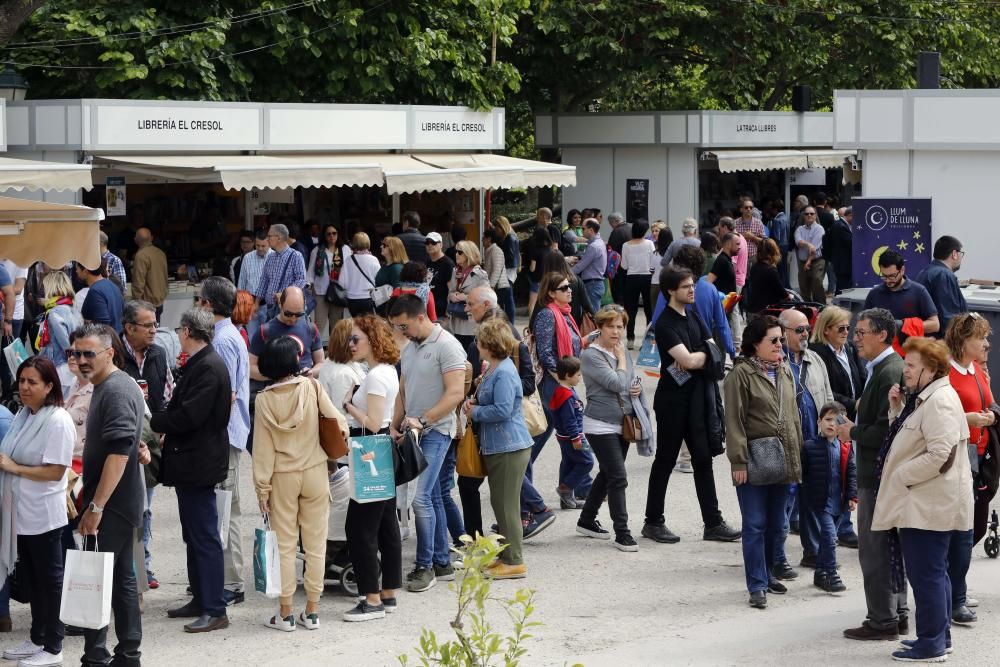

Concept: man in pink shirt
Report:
left=719, top=217, right=749, bottom=291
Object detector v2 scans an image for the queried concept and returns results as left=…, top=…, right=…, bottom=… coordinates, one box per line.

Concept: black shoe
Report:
left=952, top=605, right=977, bottom=625
left=767, top=578, right=787, bottom=595
left=799, top=554, right=817, bottom=569
left=844, top=621, right=899, bottom=641
left=223, top=590, right=245, bottom=606
left=838, top=532, right=860, bottom=549
left=789, top=520, right=800, bottom=535
left=184, top=614, right=230, bottom=633
left=703, top=521, right=741, bottom=542
left=770, top=560, right=799, bottom=581
left=576, top=519, right=612, bottom=540
left=614, top=532, right=639, bottom=552
left=641, top=523, right=680, bottom=544
left=748, top=591, right=767, bottom=609
left=815, top=570, right=846, bottom=593
left=167, top=601, right=203, bottom=619
left=63, top=625, right=85, bottom=637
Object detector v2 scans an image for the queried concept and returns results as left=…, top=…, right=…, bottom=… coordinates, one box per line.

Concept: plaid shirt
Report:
left=103, top=251, right=127, bottom=293
left=256, top=246, right=306, bottom=305
left=236, top=249, right=273, bottom=297
left=734, top=217, right=766, bottom=260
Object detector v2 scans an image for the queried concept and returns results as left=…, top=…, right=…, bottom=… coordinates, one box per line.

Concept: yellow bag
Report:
left=522, top=391, right=547, bottom=437
left=456, top=418, right=487, bottom=478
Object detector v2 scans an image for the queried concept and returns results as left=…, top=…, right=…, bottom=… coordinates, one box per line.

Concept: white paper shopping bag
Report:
left=215, top=489, right=232, bottom=549
left=60, top=546, right=113, bottom=629
left=253, top=515, right=280, bottom=598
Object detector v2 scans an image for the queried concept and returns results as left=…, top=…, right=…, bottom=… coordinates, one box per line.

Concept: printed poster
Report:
left=105, top=177, right=126, bottom=216
left=850, top=198, right=932, bottom=287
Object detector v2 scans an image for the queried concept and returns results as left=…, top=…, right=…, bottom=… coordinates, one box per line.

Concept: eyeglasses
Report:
left=785, top=325, right=810, bottom=335
left=66, top=347, right=110, bottom=360
left=853, top=328, right=870, bottom=338
left=554, top=283, right=572, bottom=292
left=325, top=231, right=338, bottom=237
left=768, top=336, right=786, bottom=345
left=455, top=249, right=465, bottom=255
left=282, top=310, right=306, bottom=318
left=880, top=271, right=902, bottom=281
left=348, top=335, right=361, bottom=345
left=129, top=321, right=158, bottom=331
left=391, top=322, right=409, bottom=332
left=832, top=324, right=851, bottom=334
left=803, top=212, right=816, bottom=216
left=956, top=250, right=965, bottom=258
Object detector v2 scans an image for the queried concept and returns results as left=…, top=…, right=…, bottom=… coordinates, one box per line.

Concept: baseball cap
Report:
left=425, top=232, right=443, bottom=244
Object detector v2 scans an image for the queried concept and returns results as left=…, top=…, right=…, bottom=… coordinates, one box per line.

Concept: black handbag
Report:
left=393, top=428, right=428, bottom=486
left=746, top=373, right=788, bottom=485
left=325, top=280, right=349, bottom=307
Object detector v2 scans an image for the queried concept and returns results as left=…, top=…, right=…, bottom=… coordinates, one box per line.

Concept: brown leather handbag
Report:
left=313, top=379, right=348, bottom=459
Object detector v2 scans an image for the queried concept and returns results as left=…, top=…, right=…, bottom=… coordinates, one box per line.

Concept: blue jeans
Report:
left=798, top=496, right=820, bottom=558
left=583, top=279, right=605, bottom=313
left=837, top=508, right=856, bottom=537
left=557, top=438, right=594, bottom=497
left=439, top=443, right=465, bottom=544
left=816, top=510, right=840, bottom=572
left=947, top=528, right=974, bottom=608
left=142, top=487, right=155, bottom=572
left=413, top=429, right=453, bottom=569
left=899, top=528, right=954, bottom=657
left=736, top=483, right=791, bottom=593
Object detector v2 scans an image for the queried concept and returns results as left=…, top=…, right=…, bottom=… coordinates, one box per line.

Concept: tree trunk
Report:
left=0, top=0, right=46, bottom=45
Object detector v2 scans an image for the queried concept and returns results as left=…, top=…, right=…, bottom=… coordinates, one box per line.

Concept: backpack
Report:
left=521, top=327, right=545, bottom=387
left=605, top=246, right=621, bottom=280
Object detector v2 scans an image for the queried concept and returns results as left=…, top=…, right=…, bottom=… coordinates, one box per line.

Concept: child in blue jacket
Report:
left=550, top=356, right=593, bottom=509
left=801, top=401, right=858, bottom=593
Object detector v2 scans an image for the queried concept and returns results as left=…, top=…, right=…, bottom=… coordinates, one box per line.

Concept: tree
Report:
left=0, top=0, right=46, bottom=45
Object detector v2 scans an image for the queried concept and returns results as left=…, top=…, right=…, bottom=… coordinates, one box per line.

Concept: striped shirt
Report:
left=256, top=246, right=306, bottom=305
left=103, top=251, right=127, bottom=293
left=236, top=249, right=273, bottom=297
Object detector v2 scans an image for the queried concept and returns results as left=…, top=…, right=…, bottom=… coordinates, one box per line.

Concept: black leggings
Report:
left=346, top=498, right=402, bottom=596
left=18, top=527, right=65, bottom=654
left=624, top=274, right=652, bottom=340
left=458, top=475, right=486, bottom=538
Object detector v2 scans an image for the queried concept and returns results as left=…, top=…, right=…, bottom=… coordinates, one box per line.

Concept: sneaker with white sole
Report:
left=405, top=566, right=436, bottom=592
left=4, top=641, right=42, bottom=661
left=900, top=640, right=952, bottom=655
left=576, top=519, right=612, bottom=540
left=343, top=600, right=386, bottom=622
left=966, top=597, right=979, bottom=608
left=264, top=613, right=295, bottom=632
left=614, top=533, right=639, bottom=552
left=381, top=597, right=398, bottom=613
left=298, top=612, right=320, bottom=630
left=434, top=562, right=455, bottom=581
left=18, top=650, right=62, bottom=667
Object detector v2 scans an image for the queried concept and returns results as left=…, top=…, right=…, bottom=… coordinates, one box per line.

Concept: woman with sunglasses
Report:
left=307, top=224, right=351, bottom=344
left=341, top=315, right=403, bottom=621
left=538, top=252, right=593, bottom=328
left=0, top=357, right=76, bottom=665
left=723, top=314, right=803, bottom=610
left=447, top=240, right=489, bottom=351
left=810, top=305, right=866, bottom=421
left=377, top=237, right=409, bottom=291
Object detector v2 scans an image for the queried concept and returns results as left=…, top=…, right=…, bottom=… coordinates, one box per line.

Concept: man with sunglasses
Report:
left=734, top=198, right=766, bottom=263
left=794, top=207, right=827, bottom=304
left=863, top=250, right=939, bottom=338
left=914, top=235, right=967, bottom=337
left=248, top=287, right=323, bottom=382
left=425, top=232, right=454, bottom=319
left=774, top=309, right=833, bottom=582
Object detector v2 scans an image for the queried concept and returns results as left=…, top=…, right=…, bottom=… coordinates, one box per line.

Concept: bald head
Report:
left=779, top=309, right=810, bottom=354
left=135, top=227, right=153, bottom=246
left=277, top=286, right=306, bottom=324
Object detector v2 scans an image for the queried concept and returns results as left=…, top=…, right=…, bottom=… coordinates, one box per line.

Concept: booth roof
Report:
left=0, top=196, right=103, bottom=269
left=0, top=156, right=93, bottom=192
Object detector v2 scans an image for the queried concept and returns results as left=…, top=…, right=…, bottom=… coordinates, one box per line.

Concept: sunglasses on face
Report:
left=554, top=284, right=572, bottom=292
left=348, top=335, right=361, bottom=345
left=67, top=347, right=110, bottom=360
left=283, top=310, right=306, bottom=318
left=804, top=212, right=816, bottom=216
left=601, top=304, right=625, bottom=313
left=831, top=324, right=850, bottom=334
left=455, top=249, right=465, bottom=255
left=326, top=231, right=337, bottom=237
left=768, top=336, right=786, bottom=345
left=785, top=325, right=810, bottom=336
left=425, top=240, right=440, bottom=245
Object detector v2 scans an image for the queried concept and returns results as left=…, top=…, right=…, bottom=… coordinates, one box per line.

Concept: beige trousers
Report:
left=269, top=462, right=330, bottom=605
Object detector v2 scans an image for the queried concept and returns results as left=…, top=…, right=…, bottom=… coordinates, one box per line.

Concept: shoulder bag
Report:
left=457, top=371, right=488, bottom=477
left=312, top=379, right=348, bottom=460
left=746, top=373, right=789, bottom=486
left=608, top=352, right=642, bottom=443
left=352, top=254, right=393, bottom=307
left=512, top=344, right=547, bottom=436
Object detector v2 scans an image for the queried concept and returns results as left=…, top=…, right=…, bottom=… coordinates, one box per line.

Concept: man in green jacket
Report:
left=837, top=307, right=909, bottom=641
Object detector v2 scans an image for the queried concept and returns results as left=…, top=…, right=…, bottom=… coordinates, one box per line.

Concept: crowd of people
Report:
left=0, top=199, right=990, bottom=666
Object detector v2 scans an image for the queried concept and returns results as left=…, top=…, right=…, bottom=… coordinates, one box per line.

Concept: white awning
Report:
left=96, top=152, right=576, bottom=193
left=702, top=149, right=857, bottom=173
left=0, top=157, right=93, bottom=192
left=0, top=196, right=104, bottom=268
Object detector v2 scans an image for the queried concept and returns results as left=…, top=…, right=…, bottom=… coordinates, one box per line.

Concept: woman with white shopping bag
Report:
left=254, top=336, right=348, bottom=632
left=341, top=315, right=402, bottom=622
left=0, top=356, right=76, bottom=667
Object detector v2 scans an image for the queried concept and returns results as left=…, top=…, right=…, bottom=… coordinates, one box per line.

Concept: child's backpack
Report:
left=605, top=247, right=621, bottom=280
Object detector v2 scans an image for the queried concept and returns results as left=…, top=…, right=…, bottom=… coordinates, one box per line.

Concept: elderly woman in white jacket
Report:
left=872, top=337, right=972, bottom=663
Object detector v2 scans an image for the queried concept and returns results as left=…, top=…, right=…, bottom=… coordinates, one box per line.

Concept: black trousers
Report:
left=176, top=484, right=225, bottom=617
left=611, top=271, right=626, bottom=305
left=623, top=274, right=652, bottom=340
left=346, top=498, right=402, bottom=596
left=457, top=475, right=486, bottom=538
left=18, top=527, right=65, bottom=654
left=82, top=519, right=142, bottom=667
left=580, top=433, right=631, bottom=535
left=646, top=387, right=723, bottom=529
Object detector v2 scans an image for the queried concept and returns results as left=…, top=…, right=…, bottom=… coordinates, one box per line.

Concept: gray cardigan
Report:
left=581, top=345, right=633, bottom=424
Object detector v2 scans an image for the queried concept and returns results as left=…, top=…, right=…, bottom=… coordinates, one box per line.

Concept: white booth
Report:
left=535, top=110, right=856, bottom=234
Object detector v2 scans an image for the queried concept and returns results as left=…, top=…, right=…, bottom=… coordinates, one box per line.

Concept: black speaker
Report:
left=917, top=52, right=940, bottom=89
left=792, top=85, right=811, bottom=112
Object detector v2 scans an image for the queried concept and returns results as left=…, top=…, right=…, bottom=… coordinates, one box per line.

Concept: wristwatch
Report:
left=418, top=416, right=428, bottom=428
left=88, top=502, right=104, bottom=514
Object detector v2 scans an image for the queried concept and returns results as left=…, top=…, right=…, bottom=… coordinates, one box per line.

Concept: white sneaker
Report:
left=298, top=612, right=320, bottom=631
left=19, top=650, right=63, bottom=666
left=264, top=613, right=296, bottom=632
left=4, top=640, right=42, bottom=660
left=967, top=597, right=979, bottom=608
left=674, top=462, right=694, bottom=474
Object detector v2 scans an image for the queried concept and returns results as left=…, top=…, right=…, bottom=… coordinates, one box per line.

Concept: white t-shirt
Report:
left=349, top=363, right=399, bottom=430
left=2, top=260, right=28, bottom=320
left=620, top=240, right=656, bottom=276
left=15, top=408, right=75, bottom=535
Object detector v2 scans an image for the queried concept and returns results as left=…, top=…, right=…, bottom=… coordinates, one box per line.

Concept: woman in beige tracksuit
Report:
left=254, top=335, right=348, bottom=632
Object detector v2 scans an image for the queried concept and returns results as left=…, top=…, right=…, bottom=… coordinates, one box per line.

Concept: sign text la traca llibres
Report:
left=136, top=118, right=225, bottom=131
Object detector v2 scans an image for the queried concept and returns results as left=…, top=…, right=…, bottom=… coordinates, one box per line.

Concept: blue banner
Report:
left=851, top=198, right=932, bottom=287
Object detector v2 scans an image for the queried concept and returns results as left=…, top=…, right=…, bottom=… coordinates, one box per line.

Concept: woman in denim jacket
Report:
left=464, top=319, right=533, bottom=580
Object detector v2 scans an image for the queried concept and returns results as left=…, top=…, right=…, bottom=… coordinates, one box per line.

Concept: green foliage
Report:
left=399, top=533, right=541, bottom=667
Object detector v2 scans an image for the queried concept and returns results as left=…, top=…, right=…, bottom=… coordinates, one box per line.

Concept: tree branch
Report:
left=0, top=0, right=47, bottom=45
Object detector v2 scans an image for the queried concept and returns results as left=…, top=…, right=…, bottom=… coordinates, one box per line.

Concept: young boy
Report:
left=550, top=356, right=593, bottom=510
left=801, top=401, right=858, bottom=593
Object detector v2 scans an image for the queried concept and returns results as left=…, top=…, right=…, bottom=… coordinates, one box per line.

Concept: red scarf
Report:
left=548, top=302, right=580, bottom=358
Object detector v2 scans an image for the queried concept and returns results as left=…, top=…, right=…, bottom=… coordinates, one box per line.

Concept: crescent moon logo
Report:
left=872, top=246, right=890, bottom=276
left=866, top=205, right=888, bottom=231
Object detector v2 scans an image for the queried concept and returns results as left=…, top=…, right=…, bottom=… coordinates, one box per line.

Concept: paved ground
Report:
left=6, top=315, right=1000, bottom=666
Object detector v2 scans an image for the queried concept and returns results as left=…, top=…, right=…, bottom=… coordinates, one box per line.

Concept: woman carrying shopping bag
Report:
left=254, top=336, right=348, bottom=632
left=0, top=357, right=76, bottom=667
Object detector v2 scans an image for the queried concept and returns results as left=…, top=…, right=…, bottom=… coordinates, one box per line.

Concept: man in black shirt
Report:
left=397, top=210, right=428, bottom=264
left=707, top=232, right=739, bottom=295
left=76, top=324, right=145, bottom=666
left=425, top=232, right=454, bottom=320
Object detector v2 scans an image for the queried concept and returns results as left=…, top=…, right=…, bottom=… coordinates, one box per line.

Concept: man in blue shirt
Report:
left=198, top=277, right=251, bottom=605
left=255, top=224, right=307, bottom=322
left=77, top=261, right=125, bottom=333
left=569, top=219, right=607, bottom=312
left=863, top=250, right=939, bottom=337
left=914, top=236, right=967, bottom=338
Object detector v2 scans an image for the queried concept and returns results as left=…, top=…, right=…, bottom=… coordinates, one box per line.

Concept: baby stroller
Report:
left=760, top=288, right=825, bottom=328
left=325, top=466, right=357, bottom=596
